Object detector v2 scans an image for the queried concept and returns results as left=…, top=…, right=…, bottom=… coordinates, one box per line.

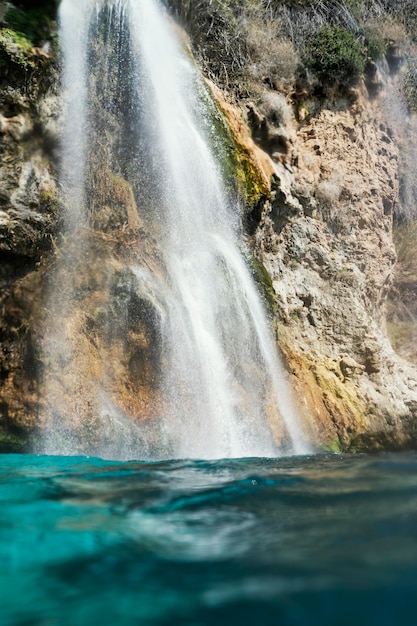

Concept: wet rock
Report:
left=0, top=33, right=60, bottom=446
left=340, top=355, right=364, bottom=380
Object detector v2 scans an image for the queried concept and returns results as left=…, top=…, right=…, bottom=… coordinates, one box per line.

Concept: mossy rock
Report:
left=0, top=425, right=28, bottom=452
left=346, top=431, right=417, bottom=453
left=209, top=95, right=272, bottom=208
left=5, top=3, right=57, bottom=46
left=247, top=255, right=276, bottom=315
left=0, top=2, right=57, bottom=73
left=321, top=439, right=342, bottom=453
left=234, top=145, right=271, bottom=208
left=0, top=28, right=34, bottom=68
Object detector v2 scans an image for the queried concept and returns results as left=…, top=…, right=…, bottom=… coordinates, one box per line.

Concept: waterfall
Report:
left=41, top=0, right=309, bottom=459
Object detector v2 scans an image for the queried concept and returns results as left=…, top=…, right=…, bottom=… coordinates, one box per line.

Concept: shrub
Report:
left=363, top=27, right=386, bottom=61
left=167, top=0, right=298, bottom=92
left=166, top=0, right=248, bottom=87
left=315, top=175, right=343, bottom=207
left=304, top=24, right=366, bottom=88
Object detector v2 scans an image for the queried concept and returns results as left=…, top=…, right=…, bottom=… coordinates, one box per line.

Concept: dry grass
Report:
left=244, top=17, right=299, bottom=87
left=166, top=0, right=417, bottom=100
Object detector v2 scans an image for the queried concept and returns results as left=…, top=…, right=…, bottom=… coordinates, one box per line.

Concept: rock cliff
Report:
left=245, top=86, right=417, bottom=451
left=0, top=12, right=59, bottom=450
left=1, top=1, right=417, bottom=453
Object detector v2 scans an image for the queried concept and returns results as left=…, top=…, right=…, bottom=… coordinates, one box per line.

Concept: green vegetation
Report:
left=248, top=255, right=277, bottom=315
left=322, top=438, right=342, bottom=453
left=0, top=2, right=57, bottom=70
left=363, top=28, right=387, bottom=61
left=304, top=25, right=366, bottom=88
left=234, top=147, right=270, bottom=207
left=5, top=5, right=55, bottom=46
left=164, top=0, right=417, bottom=212
left=166, top=0, right=417, bottom=100
left=0, top=27, right=33, bottom=67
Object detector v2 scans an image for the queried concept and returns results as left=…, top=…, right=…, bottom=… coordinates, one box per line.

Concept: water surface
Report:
left=1, top=452, right=417, bottom=625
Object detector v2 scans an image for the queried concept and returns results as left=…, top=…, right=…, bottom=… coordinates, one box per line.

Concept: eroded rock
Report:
left=250, top=84, right=417, bottom=451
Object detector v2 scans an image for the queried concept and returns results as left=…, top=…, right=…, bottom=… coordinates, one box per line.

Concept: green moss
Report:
left=247, top=256, right=276, bottom=314
left=40, top=189, right=58, bottom=204
left=5, top=4, right=56, bottom=46
left=0, top=28, right=34, bottom=68
left=0, top=28, right=32, bottom=52
left=218, top=114, right=271, bottom=208
left=0, top=3, right=57, bottom=71
left=234, top=148, right=269, bottom=207
left=195, top=85, right=239, bottom=194
left=195, top=79, right=271, bottom=207
left=40, top=189, right=60, bottom=209
left=0, top=426, right=27, bottom=453
left=321, top=439, right=342, bottom=453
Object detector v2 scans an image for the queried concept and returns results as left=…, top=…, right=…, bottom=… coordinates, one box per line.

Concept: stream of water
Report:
left=41, top=0, right=308, bottom=459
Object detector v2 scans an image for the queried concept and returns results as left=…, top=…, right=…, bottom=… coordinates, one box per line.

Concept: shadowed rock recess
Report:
left=1, top=0, right=417, bottom=454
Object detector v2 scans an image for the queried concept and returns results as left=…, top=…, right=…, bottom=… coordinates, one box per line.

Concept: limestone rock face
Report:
left=0, top=43, right=60, bottom=450
left=250, top=87, right=417, bottom=451
left=0, top=58, right=59, bottom=254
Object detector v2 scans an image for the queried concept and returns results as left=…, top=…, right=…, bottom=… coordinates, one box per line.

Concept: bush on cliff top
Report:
left=167, top=0, right=374, bottom=94
left=304, top=25, right=366, bottom=88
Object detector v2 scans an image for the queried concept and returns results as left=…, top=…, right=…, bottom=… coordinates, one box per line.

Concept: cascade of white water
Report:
left=46, top=0, right=309, bottom=459
left=58, top=0, right=92, bottom=225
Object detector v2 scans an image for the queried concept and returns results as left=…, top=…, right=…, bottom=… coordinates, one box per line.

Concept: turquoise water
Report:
left=1, top=452, right=417, bottom=625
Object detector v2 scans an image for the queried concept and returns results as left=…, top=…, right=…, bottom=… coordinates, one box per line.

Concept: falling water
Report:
left=42, top=0, right=309, bottom=459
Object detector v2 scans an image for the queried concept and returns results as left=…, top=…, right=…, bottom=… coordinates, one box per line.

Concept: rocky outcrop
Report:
left=242, top=84, right=417, bottom=451
left=0, top=26, right=59, bottom=450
